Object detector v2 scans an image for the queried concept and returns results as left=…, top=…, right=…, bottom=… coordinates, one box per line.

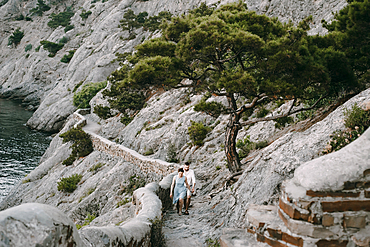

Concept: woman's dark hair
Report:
left=178, top=168, right=184, bottom=173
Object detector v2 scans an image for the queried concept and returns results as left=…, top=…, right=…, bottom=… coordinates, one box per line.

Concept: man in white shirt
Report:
left=183, top=161, right=195, bottom=215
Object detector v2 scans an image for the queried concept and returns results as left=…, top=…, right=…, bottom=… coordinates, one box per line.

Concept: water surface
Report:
left=0, top=99, right=51, bottom=202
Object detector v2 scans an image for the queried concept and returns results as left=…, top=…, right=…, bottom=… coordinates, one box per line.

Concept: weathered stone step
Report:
left=219, top=228, right=269, bottom=247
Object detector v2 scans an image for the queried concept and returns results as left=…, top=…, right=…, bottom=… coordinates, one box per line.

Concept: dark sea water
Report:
left=0, top=99, right=51, bottom=202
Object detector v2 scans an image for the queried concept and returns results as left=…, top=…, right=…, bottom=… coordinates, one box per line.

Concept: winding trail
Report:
left=82, top=115, right=217, bottom=247
left=162, top=194, right=213, bottom=246
left=81, top=114, right=215, bottom=246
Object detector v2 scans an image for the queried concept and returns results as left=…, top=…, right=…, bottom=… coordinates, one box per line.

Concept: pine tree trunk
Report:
left=225, top=112, right=241, bottom=173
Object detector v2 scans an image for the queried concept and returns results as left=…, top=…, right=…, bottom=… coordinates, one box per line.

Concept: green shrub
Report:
left=255, top=140, right=269, bottom=149
left=15, top=14, right=24, bottom=20
left=47, top=11, right=74, bottom=29
left=24, top=44, right=32, bottom=52
left=61, top=50, right=75, bottom=63
left=166, top=143, right=178, bottom=163
left=57, top=174, right=83, bottom=193
left=80, top=9, right=92, bottom=20
left=106, top=90, right=146, bottom=113
left=274, top=116, right=294, bottom=129
left=188, top=121, right=212, bottom=146
left=73, top=81, right=107, bottom=108
left=35, top=45, right=41, bottom=52
left=117, top=198, right=130, bottom=207
left=64, top=25, right=74, bottom=32
left=193, top=99, right=225, bottom=118
left=59, top=128, right=93, bottom=165
left=0, top=0, right=8, bottom=7
left=122, top=175, right=146, bottom=195
left=25, top=16, right=32, bottom=21
left=296, top=109, right=315, bottom=121
left=25, top=54, right=30, bottom=58
left=93, top=105, right=112, bottom=119
left=30, top=0, right=50, bottom=16
left=150, top=217, right=165, bottom=247
left=8, top=28, right=24, bottom=46
left=59, top=36, right=68, bottom=44
left=323, top=104, right=370, bottom=154
left=236, top=136, right=268, bottom=159
left=256, top=107, right=270, bottom=118
left=120, top=114, right=133, bottom=125
left=76, top=213, right=96, bottom=229
left=89, top=163, right=104, bottom=173
left=143, top=148, right=154, bottom=156
left=344, top=103, right=370, bottom=130
left=73, top=81, right=83, bottom=92
left=40, top=40, right=64, bottom=57
left=205, top=238, right=220, bottom=247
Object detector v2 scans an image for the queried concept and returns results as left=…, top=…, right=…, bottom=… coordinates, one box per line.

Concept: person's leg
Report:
left=179, top=198, right=183, bottom=215
left=186, top=195, right=191, bottom=211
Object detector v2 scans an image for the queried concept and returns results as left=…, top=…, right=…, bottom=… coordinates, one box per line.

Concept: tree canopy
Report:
left=109, top=2, right=359, bottom=172
left=322, top=0, right=370, bottom=85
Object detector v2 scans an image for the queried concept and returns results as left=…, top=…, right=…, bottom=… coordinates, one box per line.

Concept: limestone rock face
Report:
left=0, top=0, right=346, bottom=132
left=0, top=203, right=84, bottom=247
left=0, top=115, right=163, bottom=228
left=293, top=127, right=370, bottom=192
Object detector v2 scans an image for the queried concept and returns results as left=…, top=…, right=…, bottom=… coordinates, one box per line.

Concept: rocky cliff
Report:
left=3, top=0, right=369, bottom=246
left=0, top=0, right=346, bottom=132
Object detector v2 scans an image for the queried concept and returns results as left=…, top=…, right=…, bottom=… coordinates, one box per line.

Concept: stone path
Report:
left=162, top=194, right=216, bottom=247
left=82, top=116, right=101, bottom=133
left=79, top=113, right=217, bottom=246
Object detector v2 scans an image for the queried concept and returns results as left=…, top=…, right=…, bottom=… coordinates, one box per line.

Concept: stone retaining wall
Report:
left=73, top=110, right=177, bottom=177
left=236, top=127, right=370, bottom=247
left=80, top=174, right=175, bottom=247
left=0, top=173, right=175, bottom=247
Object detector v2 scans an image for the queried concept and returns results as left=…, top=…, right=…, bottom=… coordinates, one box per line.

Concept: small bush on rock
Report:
left=188, top=121, right=212, bottom=146
left=120, top=114, right=133, bottom=125
left=30, top=0, right=50, bottom=16
left=24, top=44, right=32, bottom=52
left=61, top=50, right=75, bottom=63
left=0, top=0, right=8, bottom=7
left=76, top=213, right=96, bottom=229
left=274, top=116, right=294, bottom=129
left=57, top=174, right=82, bottom=193
left=122, top=175, right=146, bottom=195
left=15, top=14, right=24, bottom=20
left=73, top=81, right=107, bottom=109
left=59, top=128, right=93, bottom=165
left=236, top=136, right=268, bottom=159
left=93, top=105, right=112, bottom=119
left=8, top=28, right=24, bottom=46
left=88, top=162, right=104, bottom=173
left=117, top=198, right=130, bottom=207
left=80, top=9, right=92, bottom=20
left=166, top=143, right=178, bottom=163
left=323, top=103, right=370, bottom=154
left=40, top=40, right=64, bottom=57
left=47, top=11, right=74, bottom=30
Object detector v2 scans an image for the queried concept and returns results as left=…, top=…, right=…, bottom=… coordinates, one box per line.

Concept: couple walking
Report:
left=170, top=162, right=196, bottom=216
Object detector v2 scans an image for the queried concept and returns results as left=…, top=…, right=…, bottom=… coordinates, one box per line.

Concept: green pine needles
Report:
left=47, top=11, right=75, bottom=32
left=61, top=50, right=75, bottom=63
left=107, top=1, right=362, bottom=172
left=30, top=0, right=50, bottom=16
left=73, top=81, right=107, bottom=109
left=188, top=121, right=212, bottom=146
left=57, top=174, right=83, bottom=193
left=8, top=28, right=24, bottom=46
left=59, top=128, right=93, bottom=166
